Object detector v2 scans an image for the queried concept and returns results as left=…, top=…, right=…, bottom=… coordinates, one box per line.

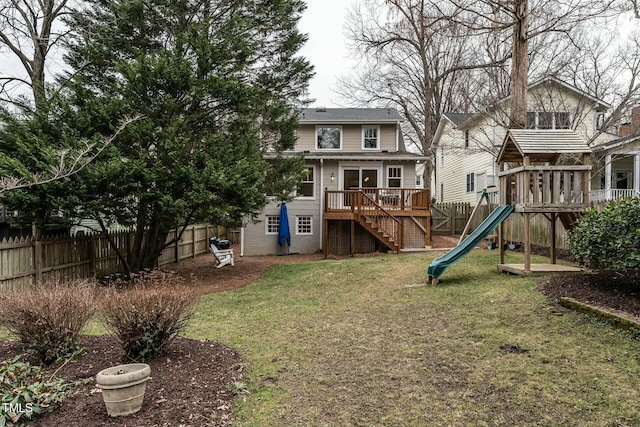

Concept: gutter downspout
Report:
left=319, top=158, right=324, bottom=252
left=240, top=224, right=245, bottom=257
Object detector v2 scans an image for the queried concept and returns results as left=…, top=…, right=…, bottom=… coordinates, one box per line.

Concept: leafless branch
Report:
left=0, top=114, right=142, bottom=195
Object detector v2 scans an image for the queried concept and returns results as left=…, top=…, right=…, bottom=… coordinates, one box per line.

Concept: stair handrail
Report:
left=357, top=191, right=402, bottom=249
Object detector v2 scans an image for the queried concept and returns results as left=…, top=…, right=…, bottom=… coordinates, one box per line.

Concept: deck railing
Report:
left=590, top=188, right=640, bottom=202
left=325, top=188, right=430, bottom=212
left=499, top=165, right=591, bottom=207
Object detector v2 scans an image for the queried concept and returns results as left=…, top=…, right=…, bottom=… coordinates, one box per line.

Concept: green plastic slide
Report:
left=428, top=204, right=515, bottom=283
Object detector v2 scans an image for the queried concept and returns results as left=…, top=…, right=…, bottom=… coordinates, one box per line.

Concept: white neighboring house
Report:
left=590, top=106, right=640, bottom=201
left=433, top=76, right=617, bottom=204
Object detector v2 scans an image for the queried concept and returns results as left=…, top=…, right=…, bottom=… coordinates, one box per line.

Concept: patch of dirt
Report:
left=167, top=246, right=324, bottom=296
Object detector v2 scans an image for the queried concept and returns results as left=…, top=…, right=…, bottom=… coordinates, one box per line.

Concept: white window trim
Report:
left=316, top=125, right=343, bottom=150
left=361, top=125, right=381, bottom=150
left=265, top=215, right=280, bottom=235
left=338, top=162, right=383, bottom=189
left=527, top=111, right=571, bottom=130
left=595, top=112, right=605, bottom=130
left=295, top=215, right=313, bottom=235
left=297, top=165, right=316, bottom=200
left=386, top=165, right=404, bottom=187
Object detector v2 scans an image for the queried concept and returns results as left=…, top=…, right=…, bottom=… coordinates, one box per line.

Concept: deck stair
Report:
left=356, top=192, right=401, bottom=253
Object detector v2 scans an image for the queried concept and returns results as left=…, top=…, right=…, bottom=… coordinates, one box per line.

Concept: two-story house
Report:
left=240, top=107, right=430, bottom=256
left=433, top=76, right=616, bottom=204
left=590, top=106, right=640, bottom=201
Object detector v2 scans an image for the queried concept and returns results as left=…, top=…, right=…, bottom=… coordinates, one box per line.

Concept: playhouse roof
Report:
left=497, top=129, right=592, bottom=164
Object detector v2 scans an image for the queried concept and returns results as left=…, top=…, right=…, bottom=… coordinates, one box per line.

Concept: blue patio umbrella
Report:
left=278, top=202, right=291, bottom=248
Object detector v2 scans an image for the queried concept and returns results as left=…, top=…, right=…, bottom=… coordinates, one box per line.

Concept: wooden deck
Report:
left=324, top=188, right=431, bottom=220
left=323, top=188, right=431, bottom=255
left=498, top=263, right=582, bottom=276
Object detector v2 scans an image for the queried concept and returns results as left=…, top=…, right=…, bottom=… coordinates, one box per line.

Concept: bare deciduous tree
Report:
left=337, top=0, right=510, bottom=190
left=450, top=0, right=623, bottom=128
left=0, top=0, right=72, bottom=110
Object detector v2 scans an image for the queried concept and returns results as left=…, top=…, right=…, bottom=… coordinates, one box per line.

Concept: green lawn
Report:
left=189, top=251, right=640, bottom=426
left=3, top=250, right=639, bottom=426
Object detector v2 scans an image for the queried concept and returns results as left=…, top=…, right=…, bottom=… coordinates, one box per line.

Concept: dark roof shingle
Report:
left=299, top=108, right=402, bottom=122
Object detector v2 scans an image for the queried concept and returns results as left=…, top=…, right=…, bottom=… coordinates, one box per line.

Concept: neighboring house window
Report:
left=464, top=130, right=470, bottom=148
left=266, top=215, right=280, bottom=234
left=595, top=112, right=605, bottom=130
left=440, top=182, right=444, bottom=203
left=466, top=173, right=475, bottom=193
left=296, top=215, right=313, bottom=235
left=555, top=112, right=571, bottom=129
left=362, top=126, right=380, bottom=150
left=316, top=126, right=342, bottom=149
left=298, top=166, right=315, bottom=198
left=526, top=111, right=571, bottom=129
left=538, top=112, right=553, bottom=129
left=387, top=166, right=403, bottom=187
left=416, top=174, right=422, bottom=186
left=440, top=147, right=444, bottom=165
left=526, top=112, right=536, bottom=128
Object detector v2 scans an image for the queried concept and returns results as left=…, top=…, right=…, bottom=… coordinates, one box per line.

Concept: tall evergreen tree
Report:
left=4, top=0, right=312, bottom=274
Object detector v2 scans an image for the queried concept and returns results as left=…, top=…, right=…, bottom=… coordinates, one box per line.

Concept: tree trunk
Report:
left=509, top=0, right=529, bottom=129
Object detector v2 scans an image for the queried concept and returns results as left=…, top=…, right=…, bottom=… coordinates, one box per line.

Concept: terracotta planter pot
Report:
left=96, top=363, right=151, bottom=417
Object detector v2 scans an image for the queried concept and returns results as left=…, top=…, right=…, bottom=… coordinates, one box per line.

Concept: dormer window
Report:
left=362, top=126, right=380, bottom=150
left=526, top=111, right=571, bottom=129
left=316, top=126, right=342, bottom=150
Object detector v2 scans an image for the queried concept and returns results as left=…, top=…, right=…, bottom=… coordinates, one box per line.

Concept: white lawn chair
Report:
left=210, top=243, right=234, bottom=268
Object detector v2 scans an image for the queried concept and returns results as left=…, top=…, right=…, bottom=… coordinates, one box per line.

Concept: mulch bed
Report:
left=0, top=336, right=243, bottom=427
left=1, top=239, right=639, bottom=426
left=538, top=268, right=640, bottom=318
left=522, top=244, right=639, bottom=318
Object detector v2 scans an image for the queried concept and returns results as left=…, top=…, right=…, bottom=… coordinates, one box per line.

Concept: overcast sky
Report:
left=0, top=0, right=354, bottom=108
left=298, top=0, right=356, bottom=108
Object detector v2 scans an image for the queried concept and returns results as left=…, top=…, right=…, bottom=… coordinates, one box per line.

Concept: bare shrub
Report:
left=100, top=271, right=199, bottom=362
left=0, top=280, right=97, bottom=364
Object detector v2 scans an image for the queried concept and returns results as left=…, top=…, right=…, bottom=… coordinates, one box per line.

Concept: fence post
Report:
left=174, top=229, right=179, bottom=263
left=192, top=225, right=196, bottom=258
left=89, top=234, right=96, bottom=278
left=32, top=224, right=43, bottom=284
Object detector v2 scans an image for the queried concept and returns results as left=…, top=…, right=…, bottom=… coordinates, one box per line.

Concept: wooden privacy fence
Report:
left=0, top=224, right=220, bottom=290
left=464, top=200, right=612, bottom=250
left=431, top=202, right=471, bottom=235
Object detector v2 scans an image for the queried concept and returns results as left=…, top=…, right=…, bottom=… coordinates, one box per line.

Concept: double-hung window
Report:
left=387, top=166, right=403, bottom=187
left=466, top=173, right=475, bottom=193
left=298, top=166, right=315, bottom=199
left=362, top=126, right=380, bottom=150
